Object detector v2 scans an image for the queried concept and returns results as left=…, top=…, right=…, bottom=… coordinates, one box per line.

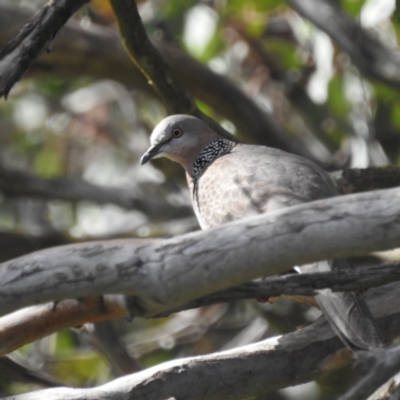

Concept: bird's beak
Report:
left=140, top=143, right=164, bottom=166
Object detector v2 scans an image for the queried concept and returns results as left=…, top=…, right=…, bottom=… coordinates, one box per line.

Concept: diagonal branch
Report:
left=108, top=0, right=195, bottom=117
left=0, top=0, right=89, bottom=98
left=339, top=344, right=400, bottom=400
left=108, top=0, right=234, bottom=142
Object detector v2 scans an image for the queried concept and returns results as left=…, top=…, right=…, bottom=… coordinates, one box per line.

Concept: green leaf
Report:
left=33, top=141, right=64, bottom=178
left=340, top=0, right=364, bottom=17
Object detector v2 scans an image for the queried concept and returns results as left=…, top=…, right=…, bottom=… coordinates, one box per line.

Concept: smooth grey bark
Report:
left=1, top=186, right=400, bottom=318
left=5, top=281, right=400, bottom=400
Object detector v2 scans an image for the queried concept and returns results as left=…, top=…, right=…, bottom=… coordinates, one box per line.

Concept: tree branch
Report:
left=0, top=0, right=89, bottom=98
left=84, top=321, right=141, bottom=376
left=2, top=262, right=399, bottom=356
left=1, top=187, right=400, bottom=318
left=4, top=281, right=400, bottom=400
left=109, top=0, right=237, bottom=142
left=156, top=263, right=400, bottom=317
left=108, top=0, right=195, bottom=117
left=0, top=356, right=62, bottom=388
left=289, top=0, right=400, bottom=88
left=339, top=344, right=400, bottom=400
left=332, top=166, right=400, bottom=195
left=0, top=295, right=126, bottom=356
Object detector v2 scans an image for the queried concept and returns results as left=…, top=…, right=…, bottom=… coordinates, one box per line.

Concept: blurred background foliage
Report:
left=1, top=0, right=399, bottom=399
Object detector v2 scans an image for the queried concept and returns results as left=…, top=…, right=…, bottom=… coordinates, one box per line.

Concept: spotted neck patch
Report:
left=192, top=138, right=234, bottom=180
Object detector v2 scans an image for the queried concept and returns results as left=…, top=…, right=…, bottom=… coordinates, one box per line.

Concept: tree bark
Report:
left=1, top=187, right=400, bottom=318
left=0, top=0, right=90, bottom=98
left=4, top=281, right=400, bottom=400
left=1, top=262, right=400, bottom=356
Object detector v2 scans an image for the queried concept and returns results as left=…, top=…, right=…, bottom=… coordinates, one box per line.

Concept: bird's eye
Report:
left=172, top=128, right=183, bottom=138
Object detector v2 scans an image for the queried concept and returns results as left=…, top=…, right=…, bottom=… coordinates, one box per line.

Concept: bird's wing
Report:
left=193, top=144, right=384, bottom=349
left=299, top=260, right=384, bottom=350
left=193, top=144, right=336, bottom=228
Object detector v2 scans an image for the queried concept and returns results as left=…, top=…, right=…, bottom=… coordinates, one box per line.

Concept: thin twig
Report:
left=156, top=262, right=400, bottom=317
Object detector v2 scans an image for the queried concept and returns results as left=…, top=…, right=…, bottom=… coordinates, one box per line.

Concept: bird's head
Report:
left=140, top=115, right=220, bottom=174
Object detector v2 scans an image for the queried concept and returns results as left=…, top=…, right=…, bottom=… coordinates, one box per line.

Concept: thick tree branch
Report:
left=289, top=0, right=400, bottom=88
left=1, top=187, right=400, bottom=318
left=1, top=262, right=399, bottom=356
left=4, top=282, right=400, bottom=400
left=0, top=0, right=89, bottom=98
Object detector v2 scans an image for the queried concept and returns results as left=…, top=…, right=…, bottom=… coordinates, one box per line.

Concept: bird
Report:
left=141, top=114, right=384, bottom=351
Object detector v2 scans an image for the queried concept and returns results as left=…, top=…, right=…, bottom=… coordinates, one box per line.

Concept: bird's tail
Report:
left=298, top=259, right=385, bottom=351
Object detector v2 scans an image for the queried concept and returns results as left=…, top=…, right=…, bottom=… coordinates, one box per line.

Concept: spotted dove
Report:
left=141, top=114, right=384, bottom=350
